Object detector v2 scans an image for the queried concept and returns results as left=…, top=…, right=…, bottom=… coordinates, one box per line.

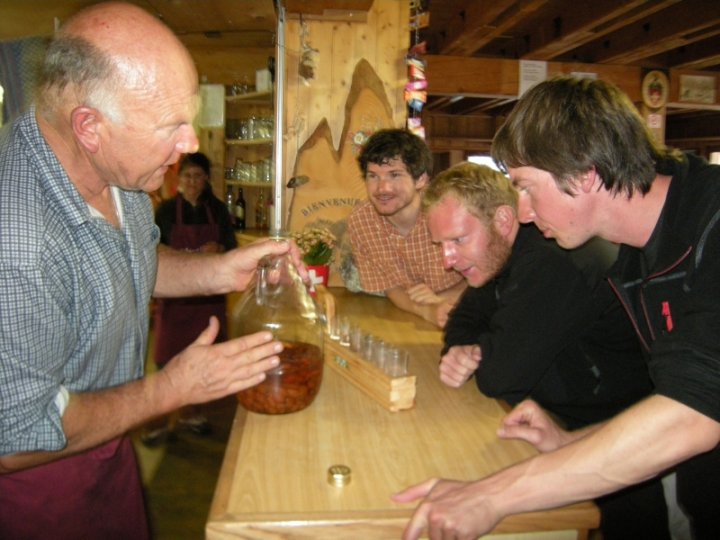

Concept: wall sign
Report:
left=519, top=60, right=547, bottom=97
left=641, top=70, right=669, bottom=109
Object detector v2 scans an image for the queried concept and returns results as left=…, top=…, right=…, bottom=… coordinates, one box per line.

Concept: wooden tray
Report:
left=323, top=337, right=416, bottom=412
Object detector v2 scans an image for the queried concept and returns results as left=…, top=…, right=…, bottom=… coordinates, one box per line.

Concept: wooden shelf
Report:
left=224, top=138, right=273, bottom=146
left=224, top=87, right=274, bottom=231
left=225, top=91, right=272, bottom=105
left=226, top=180, right=271, bottom=188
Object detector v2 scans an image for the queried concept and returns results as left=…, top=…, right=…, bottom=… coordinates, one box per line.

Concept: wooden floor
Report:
left=132, top=396, right=236, bottom=540
left=132, top=325, right=237, bottom=540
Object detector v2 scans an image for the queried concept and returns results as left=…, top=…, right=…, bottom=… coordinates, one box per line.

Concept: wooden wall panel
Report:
left=426, top=55, right=642, bottom=103
left=284, top=0, right=407, bottom=161
left=190, top=47, right=273, bottom=86
left=281, top=0, right=409, bottom=285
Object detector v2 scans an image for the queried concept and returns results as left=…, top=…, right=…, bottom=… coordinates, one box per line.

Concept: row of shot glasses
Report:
left=328, top=315, right=409, bottom=378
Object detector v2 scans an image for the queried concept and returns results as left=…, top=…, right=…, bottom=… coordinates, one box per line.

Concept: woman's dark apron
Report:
left=0, top=437, right=149, bottom=539
left=153, top=196, right=227, bottom=366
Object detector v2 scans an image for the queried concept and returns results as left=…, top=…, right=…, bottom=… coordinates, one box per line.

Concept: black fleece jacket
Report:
left=444, top=225, right=653, bottom=429
left=608, top=152, right=720, bottom=423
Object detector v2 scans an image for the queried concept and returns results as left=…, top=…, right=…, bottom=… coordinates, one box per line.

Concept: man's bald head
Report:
left=39, top=1, right=197, bottom=123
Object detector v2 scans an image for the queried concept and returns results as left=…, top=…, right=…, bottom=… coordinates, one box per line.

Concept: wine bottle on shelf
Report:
left=234, top=187, right=246, bottom=231
left=225, top=185, right=236, bottom=228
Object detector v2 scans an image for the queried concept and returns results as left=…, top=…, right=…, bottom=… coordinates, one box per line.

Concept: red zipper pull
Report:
left=661, top=301, right=674, bottom=332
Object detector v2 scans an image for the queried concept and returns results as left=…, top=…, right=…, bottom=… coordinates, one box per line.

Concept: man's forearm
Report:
left=556, top=421, right=605, bottom=447
left=154, top=246, right=222, bottom=298
left=0, top=370, right=179, bottom=473
left=154, top=238, right=296, bottom=299
left=386, top=287, right=439, bottom=324
left=487, top=395, right=719, bottom=518
left=437, top=280, right=467, bottom=305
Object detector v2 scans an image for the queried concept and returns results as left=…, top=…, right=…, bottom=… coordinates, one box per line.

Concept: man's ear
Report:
left=415, top=172, right=430, bottom=190
left=70, top=106, right=101, bottom=153
left=578, top=167, right=599, bottom=194
left=493, top=205, right=516, bottom=236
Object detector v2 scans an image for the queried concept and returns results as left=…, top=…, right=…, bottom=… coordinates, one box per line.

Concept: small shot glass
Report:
left=378, top=343, right=398, bottom=371
left=370, top=339, right=387, bottom=369
left=328, top=314, right=340, bottom=341
left=384, top=348, right=409, bottom=378
left=361, top=334, right=376, bottom=363
left=349, top=325, right=364, bottom=352
left=338, top=316, right=351, bottom=347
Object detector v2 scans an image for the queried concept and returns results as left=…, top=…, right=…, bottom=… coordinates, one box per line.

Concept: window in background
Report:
left=468, top=154, right=503, bottom=172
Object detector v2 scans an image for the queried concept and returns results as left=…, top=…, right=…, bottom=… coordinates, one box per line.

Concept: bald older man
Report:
left=0, top=3, right=299, bottom=537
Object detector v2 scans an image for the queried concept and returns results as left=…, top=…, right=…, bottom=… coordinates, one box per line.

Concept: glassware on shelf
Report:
left=262, top=158, right=272, bottom=183
left=255, top=117, right=274, bottom=139
left=246, top=116, right=256, bottom=139
left=239, top=119, right=249, bottom=140
left=249, top=160, right=261, bottom=183
left=233, top=159, right=245, bottom=182
left=255, top=190, right=268, bottom=229
left=230, top=76, right=254, bottom=96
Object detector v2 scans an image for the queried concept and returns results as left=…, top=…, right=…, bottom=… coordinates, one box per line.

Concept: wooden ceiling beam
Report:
left=674, top=53, right=720, bottom=72
left=462, top=97, right=518, bottom=115
left=651, top=34, right=720, bottom=71
left=518, top=0, right=680, bottom=60
left=148, top=0, right=276, bottom=33
left=576, top=0, right=720, bottom=65
left=178, top=31, right=274, bottom=50
left=425, top=55, right=521, bottom=97
left=284, top=0, right=373, bottom=21
left=426, top=96, right=463, bottom=111
left=425, top=54, right=642, bottom=102
left=439, top=0, right=549, bottom=56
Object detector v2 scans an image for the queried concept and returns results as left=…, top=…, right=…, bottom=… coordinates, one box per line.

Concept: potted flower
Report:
left=291, top=227, right=336, bottom=292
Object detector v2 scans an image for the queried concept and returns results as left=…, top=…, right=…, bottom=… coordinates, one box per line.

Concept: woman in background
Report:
left=143, top=152, right=237, bottom=445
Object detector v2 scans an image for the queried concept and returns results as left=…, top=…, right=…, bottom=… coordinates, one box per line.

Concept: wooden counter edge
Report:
left=206, top=502, right=597, bottom=539
left=209, top=494, right=597, bottom=539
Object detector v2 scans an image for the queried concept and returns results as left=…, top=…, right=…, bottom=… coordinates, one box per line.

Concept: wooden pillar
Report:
left=640, top=70, right=670, bottom=145
left=448, top=149, right=465, bottom=166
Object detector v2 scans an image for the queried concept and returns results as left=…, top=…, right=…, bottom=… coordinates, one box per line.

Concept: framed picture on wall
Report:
left=679, top=75, right=716, bottom=105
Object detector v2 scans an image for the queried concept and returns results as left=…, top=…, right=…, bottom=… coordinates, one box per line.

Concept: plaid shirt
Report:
left=0, top=109, right=158, bottom=455
left=347, top=200, right=463, bottom=293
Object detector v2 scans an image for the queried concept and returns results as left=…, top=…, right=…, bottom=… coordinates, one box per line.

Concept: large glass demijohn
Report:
left=231, top=250, right=324, bottom=414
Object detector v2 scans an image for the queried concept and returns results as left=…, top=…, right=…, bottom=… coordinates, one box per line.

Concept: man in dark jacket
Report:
left=395, top=76, right=720, bottom=540
left=423, top=161, right=665, bottom=539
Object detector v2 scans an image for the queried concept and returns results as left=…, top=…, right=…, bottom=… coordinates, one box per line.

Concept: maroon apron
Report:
left=153, top=196, right=227, bottom=366
left=0, top=437, right=149, bottom=539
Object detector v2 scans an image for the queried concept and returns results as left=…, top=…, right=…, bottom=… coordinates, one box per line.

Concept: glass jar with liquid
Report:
left=231, top=248, right=324, bottom=414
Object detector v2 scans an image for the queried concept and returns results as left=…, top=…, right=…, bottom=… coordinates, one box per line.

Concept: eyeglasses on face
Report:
left=179, top=171, right=207, bottom=183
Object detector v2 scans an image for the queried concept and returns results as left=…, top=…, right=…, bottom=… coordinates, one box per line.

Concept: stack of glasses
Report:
left=328, top=315, right=409, bottom=378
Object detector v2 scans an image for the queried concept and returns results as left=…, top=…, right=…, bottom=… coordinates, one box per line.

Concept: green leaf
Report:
left=303, top=242, right=333, bottom=266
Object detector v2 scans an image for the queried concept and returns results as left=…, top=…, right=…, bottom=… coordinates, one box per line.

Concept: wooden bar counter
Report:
left=207, top=288, right=599, bottom=539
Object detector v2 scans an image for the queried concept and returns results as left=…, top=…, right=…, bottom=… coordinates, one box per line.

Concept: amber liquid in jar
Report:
left=237, top=341, right=323, bottom=414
